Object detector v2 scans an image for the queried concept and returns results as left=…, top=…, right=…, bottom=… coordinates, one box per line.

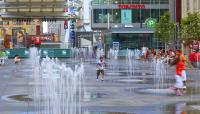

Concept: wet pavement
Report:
left=0, top=58, right=200, bottom=114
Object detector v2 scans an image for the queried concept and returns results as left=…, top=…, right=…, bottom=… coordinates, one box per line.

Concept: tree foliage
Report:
left=154, top=12, right=176, bottom=43
left=180, top=12, right=200, bottom=44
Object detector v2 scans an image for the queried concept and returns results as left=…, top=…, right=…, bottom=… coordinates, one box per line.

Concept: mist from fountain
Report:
left=30, top=48, right=85, bottom=114
left=134, top=49, right=141, bottom=60
left=71, top=47, right=94, bottom=63
left=126, top=49, right=134, bottom=76
left=108, top=49, right=118, bottom=60
left=153, top=57, right=171, bottom=94
left=107, top=48, right=119, bottom=71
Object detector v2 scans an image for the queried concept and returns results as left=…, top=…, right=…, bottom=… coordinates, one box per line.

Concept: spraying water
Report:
left=126, top=49, right=134, bottom=76
left=30, top=48, right=85, bottom=114
left=71, top=47, right=94, bottom=63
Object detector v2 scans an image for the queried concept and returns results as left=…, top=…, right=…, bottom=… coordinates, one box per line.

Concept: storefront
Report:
left=91, top=0, right=174, bottom=49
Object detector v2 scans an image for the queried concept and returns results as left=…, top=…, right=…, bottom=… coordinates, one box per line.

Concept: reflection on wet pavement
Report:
left=1, top=58, right=200, bottom=114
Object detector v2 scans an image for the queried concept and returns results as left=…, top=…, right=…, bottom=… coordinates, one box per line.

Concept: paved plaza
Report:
left=0, top=58, right=200, bottom=114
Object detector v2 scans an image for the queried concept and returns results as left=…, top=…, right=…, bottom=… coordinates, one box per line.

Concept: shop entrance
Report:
left=112, top=33, right=153, bottom=49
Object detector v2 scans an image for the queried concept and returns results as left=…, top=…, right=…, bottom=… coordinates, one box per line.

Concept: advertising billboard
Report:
left=121, top=10, right=132, bottom=24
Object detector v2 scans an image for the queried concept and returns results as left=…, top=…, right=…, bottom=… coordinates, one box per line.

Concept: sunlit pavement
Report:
left=0, top=58, right=200, bottom=114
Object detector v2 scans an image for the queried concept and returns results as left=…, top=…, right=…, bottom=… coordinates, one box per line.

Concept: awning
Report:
left=111, top=28, right=154, bottom=34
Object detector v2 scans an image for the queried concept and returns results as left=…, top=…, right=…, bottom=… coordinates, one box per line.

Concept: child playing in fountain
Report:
left=170, top=50, right=187, bottom=96
left=14, top=54, right=21, bottom=64
left=96, top=56, right=105, bottom=81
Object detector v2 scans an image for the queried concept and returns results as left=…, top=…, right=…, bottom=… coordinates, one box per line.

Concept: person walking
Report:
left=177, top=50, right=188, bottom=89
left=170, top=50, right=187, bottom=96
left=96, top=56, right=105, bottom=81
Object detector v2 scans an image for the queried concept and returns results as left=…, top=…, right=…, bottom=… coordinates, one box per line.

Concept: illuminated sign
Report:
left=118, top=4, right=145, bottom=9
left=145, top=18, right=157, bottom=29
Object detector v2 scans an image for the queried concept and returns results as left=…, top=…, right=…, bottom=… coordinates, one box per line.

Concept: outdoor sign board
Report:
left=118, top=4, right=145, bottom=9
left=121, top=10, right=132, bottom=24
left=113, top=42, right=119, bottom=50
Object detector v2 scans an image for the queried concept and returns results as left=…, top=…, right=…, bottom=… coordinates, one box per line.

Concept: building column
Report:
left=169, top=0, right=176, bottom=21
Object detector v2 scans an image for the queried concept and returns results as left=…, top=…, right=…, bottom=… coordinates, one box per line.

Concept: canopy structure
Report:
left=0, top=0, right=82, bottom=20
left=111, top=28, right=154, bottom=34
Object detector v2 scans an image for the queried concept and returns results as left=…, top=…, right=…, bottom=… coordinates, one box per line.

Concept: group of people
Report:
left=140, top=47, right=192, bottom=96
left=96, top=46, right=197, bottom=96
left=0, top=45, right=21, bottom=66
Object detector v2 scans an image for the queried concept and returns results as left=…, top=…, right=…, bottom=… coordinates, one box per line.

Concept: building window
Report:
left=187, top=0, right=190, bottom=11
left=93, top=9, right=102, bottom=23
left=92, top=0, right=168, bottom=4
left=141, top=9, right=151, bottom=23
left=93, top=9, right=111, bottom=23
left=132, top=0, right=140, bottom=4
left=92, top=0, right=110, bottom=4
left=112, top=9, right=121, bottom=23
left=151, top=9, right=160, bottom=21
left=92, top=0, right=99, bottom=5
left=112, top=0, right=121, bottom=4
left=102, top=9, right=108, bottom=23
left=132, top=9, right=140, bottom=23
left=122, top=0, right=132, bottom=4
left=160, top=9, right=168, bottom=17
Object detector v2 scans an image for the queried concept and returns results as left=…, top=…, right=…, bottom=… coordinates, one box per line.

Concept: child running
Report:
left=96, top=56, right=105, bottom=81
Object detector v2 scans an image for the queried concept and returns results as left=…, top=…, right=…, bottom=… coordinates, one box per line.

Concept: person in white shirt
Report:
left=141, top=46, right=148, bottom=61
left=96, top=56, right=105, bottom=81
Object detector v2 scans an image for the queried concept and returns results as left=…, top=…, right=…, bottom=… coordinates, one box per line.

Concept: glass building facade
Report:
left=91, top=0, right=172, bottom=49
left=92, top=0, right=169, bottom=4
left=93, top=9, right=168, bottom=24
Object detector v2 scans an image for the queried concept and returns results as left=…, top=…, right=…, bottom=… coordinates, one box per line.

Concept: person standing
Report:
left=189, top=50, right=197, bottom=67
left=17, top=31, right=24, bottom=48
left=96, top=56, right=105, bottom=81
left=33, top=36, right=42, bottom=48
left=141, top=45, right=148, bottom=61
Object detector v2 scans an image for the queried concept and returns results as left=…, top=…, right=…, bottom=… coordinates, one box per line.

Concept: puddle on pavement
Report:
left=13, top=101, right=200, bottom=114
left=82, top=92, right=109, bottom=102
left=7, top=94, right=33, bottom=102
left=15, top=112, right=133, bottom=114
left=165, top=101, right=200, bottom=114
left=84, top=112, right=134, bottom=114
left=3, top=91, right=108, bottom=102
left=135, top=87, right=200, bottom=96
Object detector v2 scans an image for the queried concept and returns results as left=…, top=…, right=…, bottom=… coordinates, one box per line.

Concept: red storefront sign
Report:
left=32, top=36, right=54, bottom=42
left=118, top=4, right=145, bottom=9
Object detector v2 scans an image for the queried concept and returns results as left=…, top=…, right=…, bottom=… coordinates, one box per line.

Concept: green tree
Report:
left=154, top=12, right=176, bottom=49
left=180, top=12, right=200, bottom=44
